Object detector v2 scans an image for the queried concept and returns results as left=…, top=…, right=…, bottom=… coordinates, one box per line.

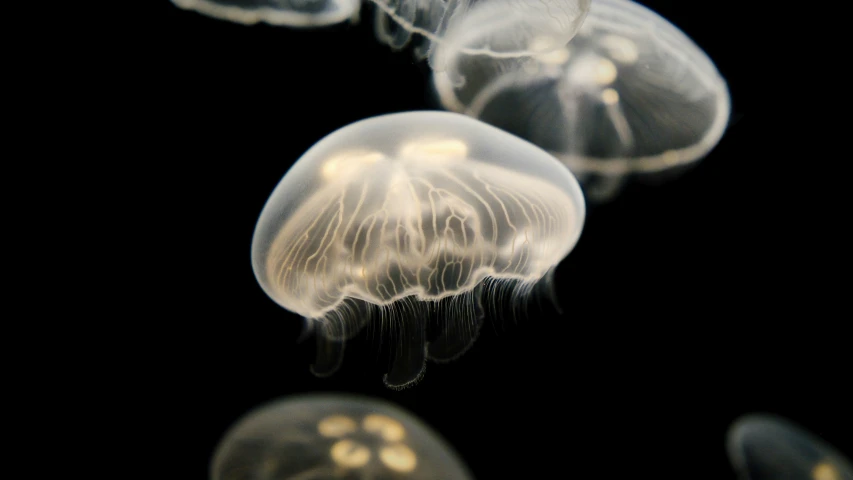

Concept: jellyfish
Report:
left=432, top=0, right=731, bottom=201
left=170, top=0, right=361, bottom=27
left=211, top=394, right=473, bottom=480
left=370, top=0, right=591, bottom=73
left=727, top=414, right=853, bottom=480
left=251, top=111, right=585, bottom=388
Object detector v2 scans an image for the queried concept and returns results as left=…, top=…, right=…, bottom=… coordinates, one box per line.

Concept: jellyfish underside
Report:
left=170, top=0, right=360, bottom=27
left=211, top=395, right=473, bottom=480
left=432, top=0, right=730, bottom=201
left=309, top=275, right=547, bottom=387
left=727, top=415, right=853, bottom=480
left=308, top=288, right=486, bottom=387
left=251, top=111, right=585, bottom=388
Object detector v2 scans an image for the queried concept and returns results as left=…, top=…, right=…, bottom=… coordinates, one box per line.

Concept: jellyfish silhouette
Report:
left=432, top=0, right=731, bottom=201
left=211, top=394, right=473, bottom=479
left=251, top=111, right=585, bottom=388
left=727, top=414, right=853, bottom=480
left=170, top=0, right=361, bottom=27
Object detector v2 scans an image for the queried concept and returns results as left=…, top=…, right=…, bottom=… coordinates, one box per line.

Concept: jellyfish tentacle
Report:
left=383, top=301, right=427, bottom=388
left=427, top=282, right=484, bottom=362
left=310, top=326, right=345, bottom=377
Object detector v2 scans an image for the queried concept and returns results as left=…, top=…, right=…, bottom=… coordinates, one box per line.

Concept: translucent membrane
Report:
left=251, top=111, right=585, bottom=388
left=211, top=394, right=473, bottom=480
left=372, top=0, right=591, bottom=74
left=727, top=414, right=853, bottom=480
left=433, top=0, right=731, bottom=201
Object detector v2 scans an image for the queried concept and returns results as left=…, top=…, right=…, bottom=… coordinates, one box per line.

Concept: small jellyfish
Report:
left=211, top=394, right=473, bottom=480
left=251, top=111, right=585, bottom=388
left=170, top=0, right=361, bottom=27
left=727, top=414, right=853, bottom=480
left=370, top=0, right=590, bottom=73
left=432, top=0, right=731, bottom=201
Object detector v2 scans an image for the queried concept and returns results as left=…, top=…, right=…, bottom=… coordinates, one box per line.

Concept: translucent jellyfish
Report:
left=432, top=0, right=731, bottom=201
left=211, top=394, right=473, bottom=480
left=170, top=0, right=361, bottom=27
left=727, top=414, right=853, bottom=480
left=370, top=0, right=591, bottom=74
left=251, top=111, right=585, bottom=388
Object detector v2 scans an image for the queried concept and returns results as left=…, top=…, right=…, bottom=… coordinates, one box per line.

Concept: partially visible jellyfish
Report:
left=211, top=394, right=473, bottom=479
left=432, top=0, right=731, bottom=201
left=170, top=0, right=361, bottom=27
left=371, top=0, right=448, bottom=55
left=251, top=111, right=585, bottom=388
left=371, top=0, right=591, bottom=74
left=727, top=414, right=853, bottom=480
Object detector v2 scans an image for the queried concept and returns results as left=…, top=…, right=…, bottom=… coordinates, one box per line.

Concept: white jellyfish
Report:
left=370, top=0, right=591, bottom=74
left=170, top=0, right=361, bottom=27
left=432, top=0, right=731, bottom=201
left=251, top=111, right=585, bottom=388
left=211, top=394, right=473, bottom=479
left=727, top=414, right=853, bottom=480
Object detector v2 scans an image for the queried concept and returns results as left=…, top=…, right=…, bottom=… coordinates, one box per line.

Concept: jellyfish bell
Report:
left=211, top=394, right=473, bottom=480
left=251, top=110, right=585, bottom=388
left=432, top=0, right=731, bottom=202
left=727, top=414, right=853, bottom=480
left=170, top=0, right=361, bottom=27
left=370, top=0, right=591, bottom=72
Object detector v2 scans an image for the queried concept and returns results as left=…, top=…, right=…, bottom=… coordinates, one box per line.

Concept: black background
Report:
left=156, top=1, right=848, bottom=478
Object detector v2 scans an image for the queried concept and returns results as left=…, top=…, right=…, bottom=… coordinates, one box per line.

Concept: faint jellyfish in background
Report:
left=370, top=0, right=591, bottom=73
left=170, top=0, right=361, bottom=27
left=211, top=394, right=474, bottom=480
left=727, top=414, right=853, bottom=480
left=251, top=111, right=585, bottom=388
left=432, top=0, right=731, bottom=202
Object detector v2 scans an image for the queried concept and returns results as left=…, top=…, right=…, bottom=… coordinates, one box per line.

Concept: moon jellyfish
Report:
left=371, top=0, right=591, bottom=73
left=170, top=0, right=361, bottom=27
left=432, top=0, right=731, bottom=201
left=211, top=394, right=473, bottom=480
left=251, top=111, right=585, bottom=388
left=727, top=414, right=853, bottom=480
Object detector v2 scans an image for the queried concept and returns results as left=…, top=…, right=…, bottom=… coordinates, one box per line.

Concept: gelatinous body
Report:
left=727, top=414, right=853, bottom=480
left=372, top=0, right=590, bottom=72
left=170, top=0, right=360, bottom=26
left=432, top=0, right=730, bottom=201
left=251, top=111, right=585, bottom=388
left=211, top=394, right=473, bottom=480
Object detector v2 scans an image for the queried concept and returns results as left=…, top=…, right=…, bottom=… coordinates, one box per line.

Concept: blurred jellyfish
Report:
left=727, top=414, right=853, bottom=480
left=371, top=0, right=590, bottom=72
left=211, top=394, right=473, bottom=480
left=432, top=0, right=731, bottom=201
left=251, top=111, right=585, bottom=388
left=170, top=0, right=361, bottom=27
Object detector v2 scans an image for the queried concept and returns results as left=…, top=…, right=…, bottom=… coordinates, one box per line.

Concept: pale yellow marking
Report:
left=322, top=150, right=384, bottom=180
left=599, top=34, right=639, bottom=64
left=595, top=58, right=618, bottom=85
left=363, top=414, right=406, bottom=442
left=399, top=139, right=468, bottom=162
left=601, top=88, right=619, bottom=105
left=330, top=439, right=371, bottom=468
left=317, top=415, right=358, bottom=437
left=379, top=443, right=417, bottom=473
left=813, top=462, right=842, bottom=480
